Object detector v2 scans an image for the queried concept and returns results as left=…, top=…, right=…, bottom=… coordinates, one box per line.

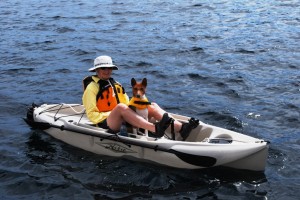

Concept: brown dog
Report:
left=129, top=78, right=151, bottom=136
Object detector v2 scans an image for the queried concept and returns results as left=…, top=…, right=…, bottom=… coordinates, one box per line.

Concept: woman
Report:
left=82, top=55, right=198, bottom=139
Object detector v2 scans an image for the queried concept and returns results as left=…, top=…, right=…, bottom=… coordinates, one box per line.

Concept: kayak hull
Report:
left=25, top=103, right=268, bottom=171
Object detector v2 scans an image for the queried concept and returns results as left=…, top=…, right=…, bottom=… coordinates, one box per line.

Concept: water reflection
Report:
left=25, top=130, right=56, bottom=164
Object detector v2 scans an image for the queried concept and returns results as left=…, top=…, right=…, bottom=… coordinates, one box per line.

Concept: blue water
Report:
left=1, top=0, right=299, bottom=199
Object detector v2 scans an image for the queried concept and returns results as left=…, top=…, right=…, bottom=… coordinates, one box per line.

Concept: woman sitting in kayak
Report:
left=82, top=55, right=198, bottom=139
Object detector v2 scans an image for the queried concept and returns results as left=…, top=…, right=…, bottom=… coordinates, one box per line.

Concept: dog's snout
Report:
left=133, top=84, right=146, bottom=99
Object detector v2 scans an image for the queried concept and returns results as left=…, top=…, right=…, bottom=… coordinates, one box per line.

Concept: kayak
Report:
left=24, top=103, right=268, bottom=171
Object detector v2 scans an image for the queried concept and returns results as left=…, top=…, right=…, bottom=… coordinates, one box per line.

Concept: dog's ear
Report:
left=131, top=78, right=136, bottom=87
left=142, top=78, right=147, bottom=87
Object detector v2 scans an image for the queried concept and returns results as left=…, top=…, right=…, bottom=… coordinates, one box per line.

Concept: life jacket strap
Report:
left=133, top=101, right=151, bottom=105
left=108, top=78, right=120, bottom=104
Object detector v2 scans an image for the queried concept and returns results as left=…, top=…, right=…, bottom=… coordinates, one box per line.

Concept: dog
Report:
left=128, top=78, right=151, bottom=136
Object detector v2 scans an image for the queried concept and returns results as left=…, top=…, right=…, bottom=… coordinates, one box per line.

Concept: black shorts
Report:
left=97, top=119, right=109, bottom=129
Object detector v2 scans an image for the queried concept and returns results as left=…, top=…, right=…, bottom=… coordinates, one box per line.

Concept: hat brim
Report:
left=88, top=65, right=119, bottom=72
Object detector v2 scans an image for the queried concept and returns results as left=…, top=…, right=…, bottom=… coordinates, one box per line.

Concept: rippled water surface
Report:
left=1, top=0, right=299, bottom=199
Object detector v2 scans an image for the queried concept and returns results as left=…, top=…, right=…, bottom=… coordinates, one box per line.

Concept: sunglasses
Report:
left=99, top=67, right=113, bottom=70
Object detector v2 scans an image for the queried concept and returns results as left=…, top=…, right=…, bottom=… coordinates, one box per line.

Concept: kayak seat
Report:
left=185, top=125, right=213, bottom=142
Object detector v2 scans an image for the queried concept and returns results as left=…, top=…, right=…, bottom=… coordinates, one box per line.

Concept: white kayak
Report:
left=24, top=103, right=268, bottom=171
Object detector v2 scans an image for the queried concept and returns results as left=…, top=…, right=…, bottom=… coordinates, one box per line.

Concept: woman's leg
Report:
left=148, top=103, right=182, bottom=132
left=107, top=103, right=155, bottom=132
left=148, top=103, right=200, bottom=140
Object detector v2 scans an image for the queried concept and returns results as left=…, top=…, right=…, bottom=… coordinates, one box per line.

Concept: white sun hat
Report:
left=88, top=55, right=119, bottom=72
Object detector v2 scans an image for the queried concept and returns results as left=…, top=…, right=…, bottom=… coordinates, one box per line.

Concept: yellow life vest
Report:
left=129, top=96, right=151, bottom=110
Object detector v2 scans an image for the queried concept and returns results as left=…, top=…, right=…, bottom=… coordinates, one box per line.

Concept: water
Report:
left=0, top=0, right=299, bottom=199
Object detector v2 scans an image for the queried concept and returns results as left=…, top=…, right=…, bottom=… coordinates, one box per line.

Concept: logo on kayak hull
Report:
left=95, top=142, right=136, bottom=153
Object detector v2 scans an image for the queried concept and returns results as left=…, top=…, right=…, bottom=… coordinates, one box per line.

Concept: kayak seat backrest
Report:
left=83, top=76, right=94, bottom=91
left=186, top=125, right=213, bottom=142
